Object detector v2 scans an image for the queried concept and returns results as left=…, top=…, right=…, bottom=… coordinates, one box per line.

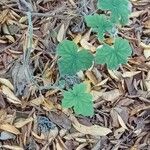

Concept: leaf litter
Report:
left=0, top=0, right=150, bottom=149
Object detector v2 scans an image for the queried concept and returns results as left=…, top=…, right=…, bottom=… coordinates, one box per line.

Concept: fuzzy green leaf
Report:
left=62, top=83, right=94, bottom=116
left=85, top=14, right=113, bottom=40
left=57, top=40, right=94, bottom=75
left=97, top=0, right=130, bottom=25
left=95, top=38, right=132, bottom=69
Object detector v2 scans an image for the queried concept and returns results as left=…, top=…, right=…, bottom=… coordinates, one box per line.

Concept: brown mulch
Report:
left=0, top=0, right=150, bottom=150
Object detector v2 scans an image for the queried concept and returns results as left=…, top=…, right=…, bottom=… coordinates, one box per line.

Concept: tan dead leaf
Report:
left=68, top=0, right=76, bottom=6
left=70, top=114, right=112, bottom=136
left=129, top=10, right=143, bottom=18
left=14, top=117, right=33, bottom=128
left=80, top=39, right=96, bottom=52
left=91, top=90, right=105, bottom=101
left=0, top=124, right=21, bottom=135
left=140, top=42, right=150, bottom=49
left=145, top=71, right=150, bottom=91
left=0, top=9, right=9, bottom=24
left=73, top=34, right=82, bottom=44
left=0, top=109, right=7, bottom=123
left=0, top=145, right=23, bottom=150
left=55, top=138, right=68, bottom=150
left=31, top=131, right=45, bottom=140
left=2, top=23, right=15, bottom=42
left=76, top=143, right=88, bottom=150
left=95, top=78, right=109, bottom=87
left=117, top=114, right=128, bottom=130
left=57, top=24, right=65, bottom=42
left=85, top=70, right=98, bottom=85
left=1, top=85, right=21, bottom=105
left=143, top=49, right=150, bottom=59
left=0, top=78, right=14, bottom=91
left=114, top=127, right=125, bottom=138
left=102, top=89, right=122, bottom=102
left=30, top=96, right=44, bottom=106
left=42, top=99, right=55, bottom=111
left=19, top=16, right=27, bottom=23
left=122, top=71, right=141, bottom=78
left=144, top=19, right=150, bottom=29
left=108, top=70, right=122, bottom=80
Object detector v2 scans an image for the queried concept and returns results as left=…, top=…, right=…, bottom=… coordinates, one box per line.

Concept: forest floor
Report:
left=0, top=0, right=150, bottom=150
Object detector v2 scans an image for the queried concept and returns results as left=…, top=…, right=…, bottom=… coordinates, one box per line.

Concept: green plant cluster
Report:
left=57, top=0, right=132, bottom=116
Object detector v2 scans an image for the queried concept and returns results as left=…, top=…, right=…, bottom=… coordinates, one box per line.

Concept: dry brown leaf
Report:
left=80, top=39, right=96, bottom=52
left=91, top=90, right=105, bottom=101
left=14, top=117, right=33, bottom=128
left=0, top=124, right=21, bottom=135
left=102, top=89, right=122, bottom=102
left=68, top=0, right=76, bottom=7
left=140, top=42, right=150, bottom=49
left=0, top=78, right=14, bottom=91
left=42, top=99, right=55, bottom=111
left=122, top=71, right=141, bottom=78
left=145, top=71, right=150, bottom=91
left=57, top=24, right=65, bottom=42
left=70, top=115, right=112, bottom=136
left=143, top=49, right=150, bottom=59
left=2, top=23, right=15, bottom=42
left=31, top=131, right=45, bottom=140
left=0, top=145, right=23, bottom=150
left=85, top=70, right=98, bottom=85
left=144, top=19, right=150, bottom=29
left=30, top=96, right=44, bottom=106
left=1, top=85, right=21, bottom=105
left=108, top=70, right=122, bottom=80
left=117, top=114, right=128, bottom=130
left=73, top=34, right=82, bottom=44
left=129, top=10, right=143, bottom=18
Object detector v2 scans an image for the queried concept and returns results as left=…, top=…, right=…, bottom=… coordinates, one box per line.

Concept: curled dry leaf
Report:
left=117, top=113, right=128, bottom=130
left=0, top=78, right=14, bottom=91
left=57, top=24, right=65, bottom=42
left=0, top=145, right=23, bottom=150
left=145, top=71, right=150, bottom=91
left=0, top=124, right=21, bottom=135
left=1, top=85, right=21, bottom=105
left=122, top=71, right=141, bottom=78
left=102, top=89, right=122, bottom=102
left=70, top=115, right=112, bottom=136
left=14, top=117, right=33, bottom=128
left=108, top=70, right=122, bottom=81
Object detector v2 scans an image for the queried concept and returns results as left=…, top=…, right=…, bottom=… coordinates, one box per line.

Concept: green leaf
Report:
left=57, top=40, right=94, bottom=76
left=97, top=0, right=130, bottom=25
left=85, top=14, right=113, bottom=40
left=62, top=83, right=94, bottom=116
left=95, top=38, right=132, bottom=70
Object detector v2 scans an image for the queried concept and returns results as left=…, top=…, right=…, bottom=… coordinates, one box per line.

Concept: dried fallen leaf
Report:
left=117, top=113, right=128, bottom=130
left=145, top=71, right=150, bottom=91
left=0, top=145, right=23, bottom=150
left=0, top=124, right=21, bottom=135
left=122, top=71, right=141, bottom=78
left=14, top=117, right=33, bottom=128
left=57, top=24, right=65, bottom=42
left=70, top=115, right=112, bottom=136
left=143, top=49, right=150, bottom=59
left=30, top=96, right=44, bottom=106
left=0, top=78, right=14, bottom=91
left=144, top=19, right=150, bottom=29
left=102, top=89, right=122, bottom=102
left=1, top=85, right=21, bottom=105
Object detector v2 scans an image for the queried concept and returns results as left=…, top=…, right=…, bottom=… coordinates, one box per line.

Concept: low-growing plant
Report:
left=57, top=0, right=132, bottom=116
